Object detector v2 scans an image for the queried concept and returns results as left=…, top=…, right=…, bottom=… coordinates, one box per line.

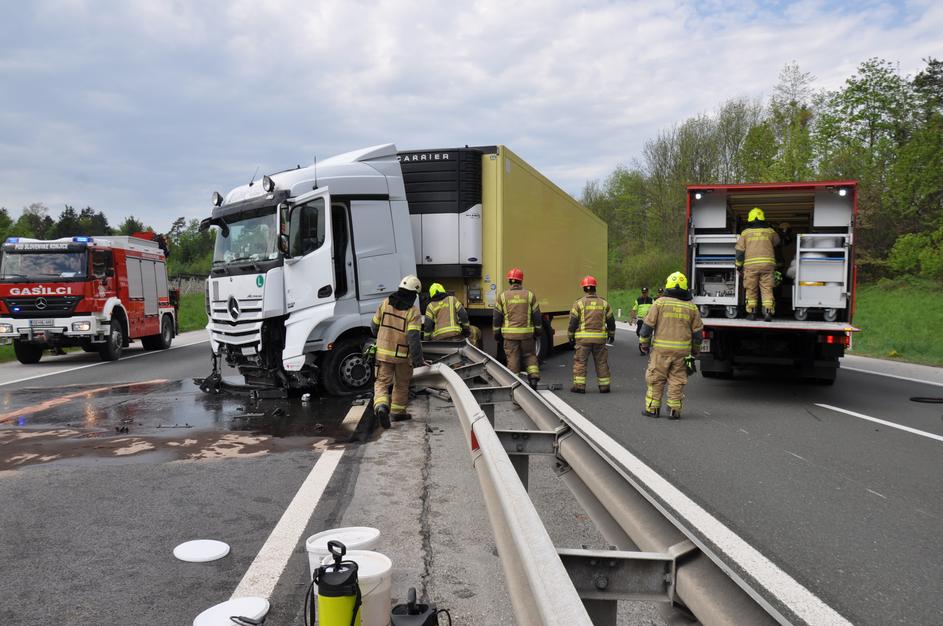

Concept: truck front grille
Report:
left=4, top=296, right=83, bottom=318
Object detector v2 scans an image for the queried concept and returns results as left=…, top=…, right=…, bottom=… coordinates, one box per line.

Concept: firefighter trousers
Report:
left=572, top=341, right=610, bottom=389
left=645, top=350, right=688, bottom=414
left=743, top=267, right=775, bottom=313
left=374, top=360, right=413, bottom=414
left=504, top=337, right=539, bottom=379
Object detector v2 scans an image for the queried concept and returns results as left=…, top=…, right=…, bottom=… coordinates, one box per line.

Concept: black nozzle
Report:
left=407, top=587, right=418, bottom=614
left=327, top=540, right=347, bottom=567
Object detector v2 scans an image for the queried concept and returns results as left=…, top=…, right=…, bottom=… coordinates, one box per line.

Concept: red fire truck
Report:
left=0, top=234, right=178, bottom=363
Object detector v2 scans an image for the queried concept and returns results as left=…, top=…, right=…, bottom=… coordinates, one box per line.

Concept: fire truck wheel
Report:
left=99, top=320, right=124, bottom=361
left=13, top=340, right=43, bottom=364
left=322, top=336, right=373, bottom=396
left=142, top=315, right=174, bottom=351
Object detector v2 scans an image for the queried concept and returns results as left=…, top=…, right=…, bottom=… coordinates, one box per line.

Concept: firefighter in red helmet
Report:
left=568, top=275, right=615, bottom=393
left=493, top=267, right=542, bottom=389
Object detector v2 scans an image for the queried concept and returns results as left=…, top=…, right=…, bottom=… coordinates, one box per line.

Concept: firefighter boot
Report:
left=763, top=308, right=773, bottom=322
left=376, top=405, right=391, bottom=429
left=599, top=385, right=611, bottom=393
left=391, top=412, right=412, bottom=422
left=668, top=409, right=681, bottom=420
left=642, top=407, right=661, bottom=418
left=529, top=377, right=540, bottom=390
left=570, top=385, right=585, bottom=394
left=746, top=311, right=756, bottom=321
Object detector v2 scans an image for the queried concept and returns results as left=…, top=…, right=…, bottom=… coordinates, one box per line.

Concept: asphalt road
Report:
left=539, top=325, right=943, bottom=626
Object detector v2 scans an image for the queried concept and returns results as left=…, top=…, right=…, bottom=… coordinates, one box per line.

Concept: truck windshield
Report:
left=0, top=252, right=88, bottom=280
left=212, top=208, right=280, bottom=264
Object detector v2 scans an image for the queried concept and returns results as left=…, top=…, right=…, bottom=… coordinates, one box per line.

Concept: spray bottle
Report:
left=306, top=540, right=362, bottom=626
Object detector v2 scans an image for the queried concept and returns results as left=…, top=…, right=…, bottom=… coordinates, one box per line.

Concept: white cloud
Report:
left=0, top=0, right=940, bottom=230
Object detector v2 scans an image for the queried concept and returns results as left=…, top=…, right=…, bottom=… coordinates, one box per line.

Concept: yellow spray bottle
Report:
left=306, top=540, right=362, bottom=626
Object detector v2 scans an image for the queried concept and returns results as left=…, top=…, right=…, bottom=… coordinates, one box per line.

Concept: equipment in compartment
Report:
left=792, top=233, right=850, bottom=322
left=690, top=234, right=739, bottom=319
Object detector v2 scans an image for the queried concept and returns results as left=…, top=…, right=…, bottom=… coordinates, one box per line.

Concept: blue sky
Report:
left=0, top=0, right=939, bottom=232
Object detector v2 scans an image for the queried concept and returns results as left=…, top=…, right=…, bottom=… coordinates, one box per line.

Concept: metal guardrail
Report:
left=415, top=341, right=852, bottom=626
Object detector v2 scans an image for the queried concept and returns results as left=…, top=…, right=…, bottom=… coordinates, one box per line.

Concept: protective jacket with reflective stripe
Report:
left=632, top=296, right=654, bottom=319
left=735, top=226, right=780, bottom=269
left=372, top=297, right=423, bottom=365
left=424, top=294, right=469, bottom=340
left=567, top=294, right=615, bottom=344
left=493, top=285, right=542, bottom=337
left=640, top=295, right=704, bottom=354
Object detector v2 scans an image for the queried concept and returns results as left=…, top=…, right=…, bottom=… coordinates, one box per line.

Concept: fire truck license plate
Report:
left=30, top=319, right=54, bottom=327
left=700, top=339, right=710, bottom=352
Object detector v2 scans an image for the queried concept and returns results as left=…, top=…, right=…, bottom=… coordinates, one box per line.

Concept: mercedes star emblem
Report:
left=35, top=297, right=48, bottom=310
left=227, top=296, right=240, bottom=320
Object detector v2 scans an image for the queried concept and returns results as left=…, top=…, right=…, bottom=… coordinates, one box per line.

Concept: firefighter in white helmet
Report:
left=371, top=275, right=425, bottom=428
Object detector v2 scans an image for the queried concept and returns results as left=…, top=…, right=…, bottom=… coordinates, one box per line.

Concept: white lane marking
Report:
left=815, top=403, right=943, bottom=443
left=786, top=451, right=806, bottom=461
left=542, top=391, right=851, bottom=625
left=841, top=366, right=943, bottom=388
left=867, top=488, right=887, bottom=500
left=0, top=339, right=209, bottom=388
left=231, top=448, right=344, bottom=600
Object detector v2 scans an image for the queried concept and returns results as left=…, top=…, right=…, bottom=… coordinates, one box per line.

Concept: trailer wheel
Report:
left=99, top=320, right=124, bottom=361
left=322, top=336, right=373, bottom=396
left=535, top=321, right=553, bottom=362
left=13, top=341, right=43, bottom=364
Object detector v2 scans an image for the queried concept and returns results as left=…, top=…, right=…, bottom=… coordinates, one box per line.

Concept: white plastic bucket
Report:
left=306, top=526, right=380, bottom=580
left=321, top=550, right=392, bottom=626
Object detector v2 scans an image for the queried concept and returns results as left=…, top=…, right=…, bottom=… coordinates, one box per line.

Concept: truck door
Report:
left=284, top=189, right=334, bottom=313
left=350, top=200, right=402, bottom=297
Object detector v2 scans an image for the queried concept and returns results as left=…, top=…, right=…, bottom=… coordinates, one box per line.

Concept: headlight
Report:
left=72, top=321, right=92, bottom=332
left=0, top=324, right=12, bottom=334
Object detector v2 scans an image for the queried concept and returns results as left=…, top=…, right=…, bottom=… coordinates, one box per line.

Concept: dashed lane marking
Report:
left=841, top=366, right=943, bottom=388
left=0, top=339, right=209, bottom=388
left=231, top=448, right=345, bottom=600
left=815, top=403, right=943, bottom=443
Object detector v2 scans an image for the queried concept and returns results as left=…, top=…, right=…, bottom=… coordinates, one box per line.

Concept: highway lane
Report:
left=540, top=326, right=943, bottom=625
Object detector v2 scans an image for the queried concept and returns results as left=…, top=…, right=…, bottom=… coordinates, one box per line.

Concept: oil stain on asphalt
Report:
left=0, top=379, right=356, bottom=470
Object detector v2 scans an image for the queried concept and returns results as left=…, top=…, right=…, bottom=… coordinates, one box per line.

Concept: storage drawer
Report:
left=796, top=286, right=846, bottom=308
left=797, top=258, right=846, bottom=283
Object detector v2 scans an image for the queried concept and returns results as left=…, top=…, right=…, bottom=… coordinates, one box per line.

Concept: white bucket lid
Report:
left=306, top=526, right=380, bottom=554
left=193, top=597, right=269, bottom=626
left=174, top=539, right=230, bottom=563
left=321, top=549, right=392, bottom=580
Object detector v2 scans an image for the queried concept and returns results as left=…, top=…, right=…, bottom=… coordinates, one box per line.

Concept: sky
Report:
left=0, top=0, right=940, bottom=232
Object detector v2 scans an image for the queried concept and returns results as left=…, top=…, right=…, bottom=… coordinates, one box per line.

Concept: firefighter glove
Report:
left=461, top=326, right=471, bottom=338
left=568, top=335, right=575, bottom=348
left=608, top=333, right=615, bottom=344
left=684, top=355, right=697, bottom=376
left=494, top=330, right=503, bottom=343
left=640, top=343, right=650, bottom=355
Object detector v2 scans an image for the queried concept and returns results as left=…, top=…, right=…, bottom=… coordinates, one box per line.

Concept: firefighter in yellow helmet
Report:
left=371, top=275, right=425, bottom=428
left=568, top=276, right=615, bottom=393
left=423, top=282, right=480, bottom=346
left=735, top=207, right=781, bottom=321
left=639, top=272, right=704, bottom=420
left=493, top=267, right=542, bottom=389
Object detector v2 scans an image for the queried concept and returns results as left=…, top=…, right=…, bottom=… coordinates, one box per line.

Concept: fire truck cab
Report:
left=0, top=234, right=177, bottom=363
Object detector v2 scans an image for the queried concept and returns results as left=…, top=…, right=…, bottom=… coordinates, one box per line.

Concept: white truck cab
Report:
left=203, top=144, right=416, bottom=394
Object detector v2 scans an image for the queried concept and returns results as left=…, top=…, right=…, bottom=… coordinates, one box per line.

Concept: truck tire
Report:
left=13, top=341, right=43, bottom=364
left=142, top=315, right=174, bottom=351
left=535, top=321, right=553, bottom=362
left=322, top=336, right=373, bottom=396
left=99, top=320, right=124, bottom=362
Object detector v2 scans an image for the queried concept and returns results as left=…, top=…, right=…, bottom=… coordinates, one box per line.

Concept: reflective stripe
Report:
left=744, top=257, right=776, bottom=266
left=391, top=403, right=407, bottom=411
left=575, top=331, right=607, bottom=339
left=666, top=399, right=683, bottom=409
left=503, top=327, right=535, bottom=335
left=645, top=389, right=660, bottom=409
left=376, top=347, right=401, bottom=357
left=652, top=338, right=691, bottom=350
left=598, top=377, right=611, bottom=385
left=374, top=395, right=389, bottom=406
left=432, top=325, right=462, bottom=337
left=573, top=376, right=587, bottom=384
left=526, top=365, right=540, bottom=374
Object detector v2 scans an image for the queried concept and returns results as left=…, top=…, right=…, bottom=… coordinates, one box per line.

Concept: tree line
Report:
left=0, top=204, right=214, bottom=277
left=583, top=57, right=943, bottom=289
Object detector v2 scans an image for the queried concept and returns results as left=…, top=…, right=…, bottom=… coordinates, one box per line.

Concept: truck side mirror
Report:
left=278, top=234, right=290, bottom=256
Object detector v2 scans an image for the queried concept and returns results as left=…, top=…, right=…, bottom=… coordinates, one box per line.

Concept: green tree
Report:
left=9, top=203, right=55, bottom=239
left=117, top=215, right=146, bottom=235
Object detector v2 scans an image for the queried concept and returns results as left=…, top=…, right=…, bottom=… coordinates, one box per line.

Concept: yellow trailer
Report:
left=401, top=145, right=608, bottom=351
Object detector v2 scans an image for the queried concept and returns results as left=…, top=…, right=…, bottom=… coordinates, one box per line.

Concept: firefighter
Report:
left=568, top=276, right=615, bottom=393
left=631, top=287, right=654, bottom=356
left=423, top=282, right=480, bottom=346
left=639, top=272, right=703, bottom=420
left=493, top=267, right=542, bottom=389
left=371, top=275, right=425, bottom=428
left=736, top=207, right=781, bottom=321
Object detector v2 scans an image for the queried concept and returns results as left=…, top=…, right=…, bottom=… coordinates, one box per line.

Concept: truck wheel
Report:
left=142, top=316, right=174, bottom=351
left=535, top=321, right=553, bottom=362
left=99, top=320, right=124, bottom=362
left=322, top=337, right=373, bottom=396
left=13, top=341, right=43, bottom=364
left=794, top=308, right=808, bottom=321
